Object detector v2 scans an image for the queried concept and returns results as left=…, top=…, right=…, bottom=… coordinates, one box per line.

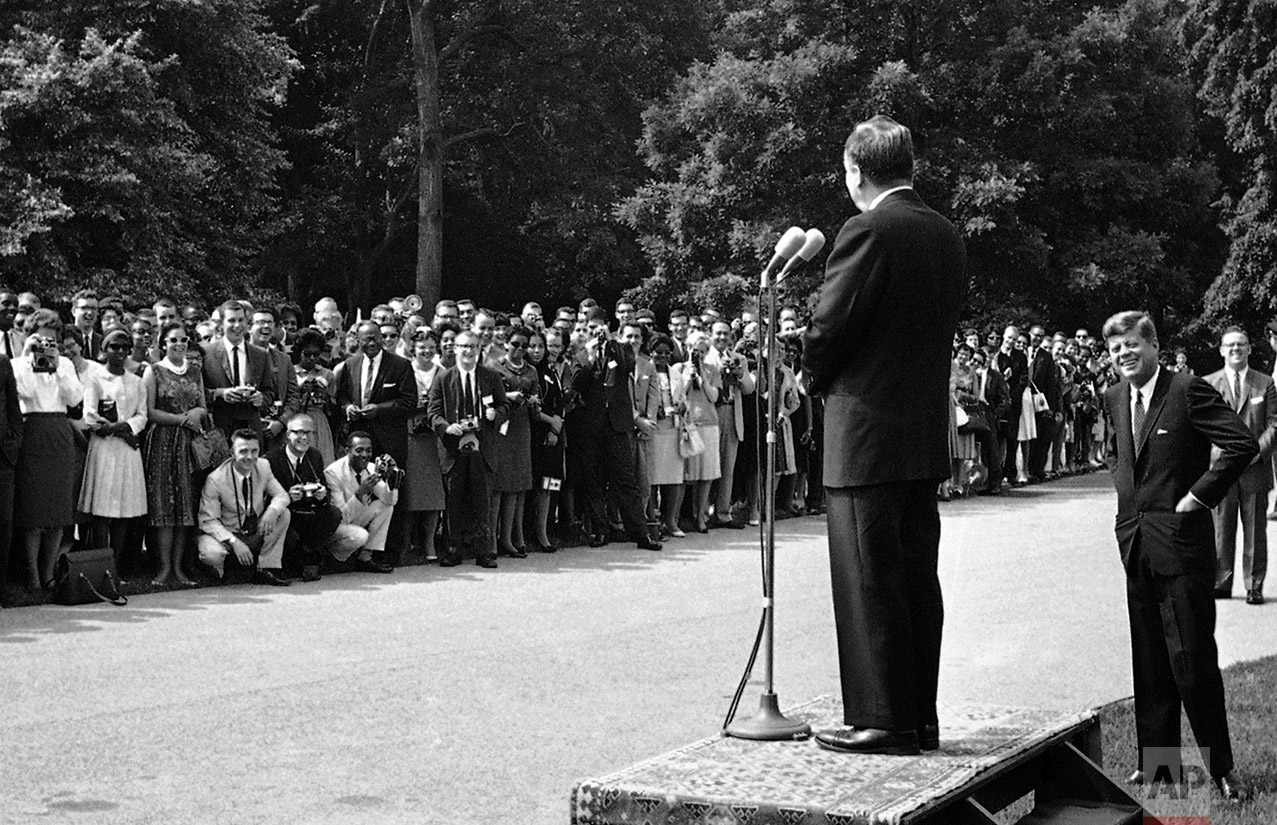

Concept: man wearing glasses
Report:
left=267, top=415, right=369, bottom=581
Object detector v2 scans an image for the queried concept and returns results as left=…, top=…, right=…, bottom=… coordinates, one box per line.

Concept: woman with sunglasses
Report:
left=79, top=328, right=149, bottom=577
left=141, top=320, right=208, bottom=586
left=492, top=327, right=538, bottom=558
left=527, top=329, right=565, bottom=552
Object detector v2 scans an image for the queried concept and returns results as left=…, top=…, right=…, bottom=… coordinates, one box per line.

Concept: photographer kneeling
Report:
left=196, top=428, right=292, bottom=586
left=324, top=431, right=400, bottom=573
left=266, top=415, right=368, bottom=582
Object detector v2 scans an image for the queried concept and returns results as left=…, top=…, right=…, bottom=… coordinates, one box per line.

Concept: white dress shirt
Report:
left=359, top=351, right=384, bottom=406
left=222, top=337, right=249, bottom=386
left=867, top=185, right=913, bottom=211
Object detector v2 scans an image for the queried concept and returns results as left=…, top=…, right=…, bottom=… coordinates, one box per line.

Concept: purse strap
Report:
left=81, top=569, right=128, bottom=607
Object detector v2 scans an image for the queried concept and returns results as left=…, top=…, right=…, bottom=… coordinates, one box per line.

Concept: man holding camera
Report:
left=196, top=429, right=292, bottom=586
left=267, top=415, right=369, bottom=582
left=707, top=320, right=755, bottom=527
left=202, top=300, right=274, bottom=440
left=324, top=431, right=400, bottom=574
left=427, top=329, right=508, bottom=567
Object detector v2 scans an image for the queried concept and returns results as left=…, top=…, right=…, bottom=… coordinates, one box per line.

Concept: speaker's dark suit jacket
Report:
left=800, top=188, right=965, bottom=732
left=202, top=339, right=274, bottom=437
left=426, top=364, right=508, bottom=474
left=1103, top=367, right=1256, bottom=776
left=335, top=350, right=415, bottom=464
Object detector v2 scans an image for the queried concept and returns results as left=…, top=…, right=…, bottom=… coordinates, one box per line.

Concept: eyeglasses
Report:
left=456, top=344, right=479, bottom=351
left=288, top=429, right=314, bottom=435
left=508, top=341, right=527, bottom=349
left=167, top=337, right=189, bottom=344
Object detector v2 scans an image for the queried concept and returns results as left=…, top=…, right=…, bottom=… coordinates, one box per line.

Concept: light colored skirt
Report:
left=683, top=422, right=721, bottom=482
left=80, top=432, right=148, bottom=518
left=1017, top=388, right=1038, bottom=441
left=649, top=416, right=684, bottom=486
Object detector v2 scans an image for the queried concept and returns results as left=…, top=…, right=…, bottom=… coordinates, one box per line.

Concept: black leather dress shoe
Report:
left=1246, top=589, right=1265, bottom=605
left=588, top=534, right=608, bottom=548
left=535, top=542, right=558, bottom=553
left=475, top=556, right=498, bottom=569
left=354, top=557, right=394, bottom=574
left=498, top=546, right=528, bottom=559
left=438, top=554, right=460, bottom=568
left=917, top=723, right=939, bottom=751
left=252, top=569, right=292, bottom=587
left=637, top=535, right=662, bottom=551
left=815, top=727, right=920, bottom=756
left=301, top=564, right=321, bottom=583
left=1214, top=771, right=1247, bottom=801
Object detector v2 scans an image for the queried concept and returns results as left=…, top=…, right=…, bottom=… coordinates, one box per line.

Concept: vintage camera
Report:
left=458, top=414, right=480, bottom=432
left=374, top=454, right=404, bottom=490
left=409, top=411, right=431, bottom=435
left=30, top=335, right=59, bottom=373
left=298, top=482, right=325, bottom=501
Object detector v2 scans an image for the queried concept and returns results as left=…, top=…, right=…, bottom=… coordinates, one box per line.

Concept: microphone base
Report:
left=724, top=693, right=812, bottom=741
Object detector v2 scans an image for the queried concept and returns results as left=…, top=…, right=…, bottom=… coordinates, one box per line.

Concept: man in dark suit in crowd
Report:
left=202, top=300, right=274, bottom=439
left=427, top=329, right=508, bottom=568
left=971, top=347, right=1011, bottom=494
left=1027, top=326, right=1060, bottom=481
left=336, top=321, right=415, bottom=467
left=1203, top=326, right=1277, bottom=605
left=0, top=347, right=22, bottom=599
left=70, top=288, right=103, bottom=361
left=995, top=325, right=1028, bottom=484
left=802, top=115, right=966, bottom=755
left=1102, top=310, right=1253, bottom=800
left=251, top=306, right=301, bottom=455
left=571, top=307, right=662, bottom=551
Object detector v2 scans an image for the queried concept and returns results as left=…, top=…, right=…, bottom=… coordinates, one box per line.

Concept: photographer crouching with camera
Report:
left=266, top=415, right=369, bottom=582
left=323, top=431, right=402, bottom=574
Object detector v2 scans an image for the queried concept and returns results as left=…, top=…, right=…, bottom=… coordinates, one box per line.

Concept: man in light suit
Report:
left=427, top=329, right=508, bottom=568
left=802, top=115, right=966, bottom=755
left=196, top=429, right=292, bottom=586
left=202, top=300, right=274, bottom=439
left=623, top=321, right=661, bottom=520
left=1204, top=326, right=1277, bottom=605
left=707, top=321, right=755, bottom=527
left=325, top=431, right=398, bottom=573
left=1102, top=310, right=1253, bottom=799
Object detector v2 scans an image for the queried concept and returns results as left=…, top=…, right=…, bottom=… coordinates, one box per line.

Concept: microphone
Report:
left=760, top=226, right=808, bottom=287
left=776, top=228, right=827, bottom=282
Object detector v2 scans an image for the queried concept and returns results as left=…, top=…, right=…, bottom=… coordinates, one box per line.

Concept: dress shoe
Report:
left=535, top=542, right=558, bottom=553
left=917, top=723, right=939, bottom=751
left=301, top=564, right=322, bottom=583
left=695, top=523, right=709, bottom=534
left=1246, top=589, right=1265, bottom=605
left=438, top=554, right=460, bottom=568
left=498, top=545, right=528, bottom=559
left=1214, top=771, right=1247, bottom=801
left=668, top=528, right=686, bottom=538
left=637, top=535, right=662, bottom=552
left=815, top=727, right=920, bottom=756
left=1214, top=589, right=1232, bottom=599
left=475, top=556, right=498, bottom=569
left=354, top=557, right=394, bottom=574
left=588, top=534, right=608, bottom=548
left=252, top=569, right=292, bottom=587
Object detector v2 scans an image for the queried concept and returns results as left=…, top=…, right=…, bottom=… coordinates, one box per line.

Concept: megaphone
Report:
left=403, top=294, right=424, bottom=315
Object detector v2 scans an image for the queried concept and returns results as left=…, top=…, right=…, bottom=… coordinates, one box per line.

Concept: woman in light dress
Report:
left=675, top=332, right=721, bottom=533
left=293, top=328, right=338, bottom=466
left=647, top=334, right=687, bottom=537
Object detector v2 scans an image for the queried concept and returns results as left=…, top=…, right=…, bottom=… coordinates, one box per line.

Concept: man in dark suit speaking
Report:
left=1102, top=311, right=1253, bottom=799
left=802, top=115, right=966, bottom=755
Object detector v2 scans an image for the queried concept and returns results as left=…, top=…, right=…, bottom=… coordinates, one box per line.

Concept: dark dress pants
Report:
left=1028, top=414, right=1055, bottom=477
left=825, top=479, right=943, bottom=730
left=0, top=459, right=13, bottom=588
left=1126, top=535, right=1233, bottom=777
left=1001, top=412, right=1020, bottom=483
left=1213, top=483, right=1268, bottom=593
left=580, top=427, right=646, bottom=538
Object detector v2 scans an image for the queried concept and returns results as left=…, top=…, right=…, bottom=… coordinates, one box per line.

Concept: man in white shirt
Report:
left=1204, top=326, right=1277, bottom=605
left=325, top=431, right=398, bottom=573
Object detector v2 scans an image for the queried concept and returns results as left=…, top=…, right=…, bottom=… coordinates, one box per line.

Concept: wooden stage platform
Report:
left=571, top=696, right=1146, bottom=825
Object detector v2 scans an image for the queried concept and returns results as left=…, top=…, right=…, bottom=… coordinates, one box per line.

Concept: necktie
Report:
left=1234, top=372, right=1243, bottom=412
left=464, top=372, right=475, bottom=419
left=363, top=358, right=375, bottom=406
left=231, top=345, right=241, bottom=386
left=1133, top=391, right=1146, bottom=446
left=241, top=475, right=251, bottom=513
left=2, top=331, right=9, bottom=358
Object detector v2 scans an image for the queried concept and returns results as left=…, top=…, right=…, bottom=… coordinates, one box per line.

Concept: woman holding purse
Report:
left=677, top=332, right=721, bottom=533
left=79, top=328, right=149, bottom=575
left=141, top=320, right=207, bottom=587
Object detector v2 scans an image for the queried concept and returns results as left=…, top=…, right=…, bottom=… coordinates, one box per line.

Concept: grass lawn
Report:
left=1099, top=654, right=1277, bottom=823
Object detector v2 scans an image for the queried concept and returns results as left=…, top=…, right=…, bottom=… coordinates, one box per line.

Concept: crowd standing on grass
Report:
left=0, top=282, right=1225, bottom=603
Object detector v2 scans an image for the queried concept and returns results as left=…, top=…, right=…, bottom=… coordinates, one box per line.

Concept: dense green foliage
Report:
left=0, top=0, right=1273, bottom=340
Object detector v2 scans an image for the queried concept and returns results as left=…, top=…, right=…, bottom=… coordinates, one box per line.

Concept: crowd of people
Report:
left=0, top=283, right=1150, bottom=603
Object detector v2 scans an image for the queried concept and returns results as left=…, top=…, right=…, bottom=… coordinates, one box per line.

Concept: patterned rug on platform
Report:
left=571, top=696, right=1096, bottom=825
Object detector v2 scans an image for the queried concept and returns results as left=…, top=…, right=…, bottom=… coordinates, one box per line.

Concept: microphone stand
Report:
left=723, top=258, right=811, bottom=741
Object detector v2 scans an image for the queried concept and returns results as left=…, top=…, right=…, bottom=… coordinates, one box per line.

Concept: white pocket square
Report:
left=1156, top=428, right=1169, bottom=435
left=1251, top=396, right=1263, bottom=405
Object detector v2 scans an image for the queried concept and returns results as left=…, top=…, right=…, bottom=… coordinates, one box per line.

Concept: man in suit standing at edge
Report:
left=1203, top=326, right=1277, bottom=605
left=802, top=115, right=966, bottom=755
left=1102, top=310, right=1252, bottom=799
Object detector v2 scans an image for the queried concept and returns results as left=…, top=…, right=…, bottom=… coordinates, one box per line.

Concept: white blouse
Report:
left=84, top=370, right=148, bottom=435
left=13, top=355, right=84, bottom=414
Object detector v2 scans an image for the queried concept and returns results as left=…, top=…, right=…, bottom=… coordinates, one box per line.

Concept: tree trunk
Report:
left=407, top=0, right=444, bottom=312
